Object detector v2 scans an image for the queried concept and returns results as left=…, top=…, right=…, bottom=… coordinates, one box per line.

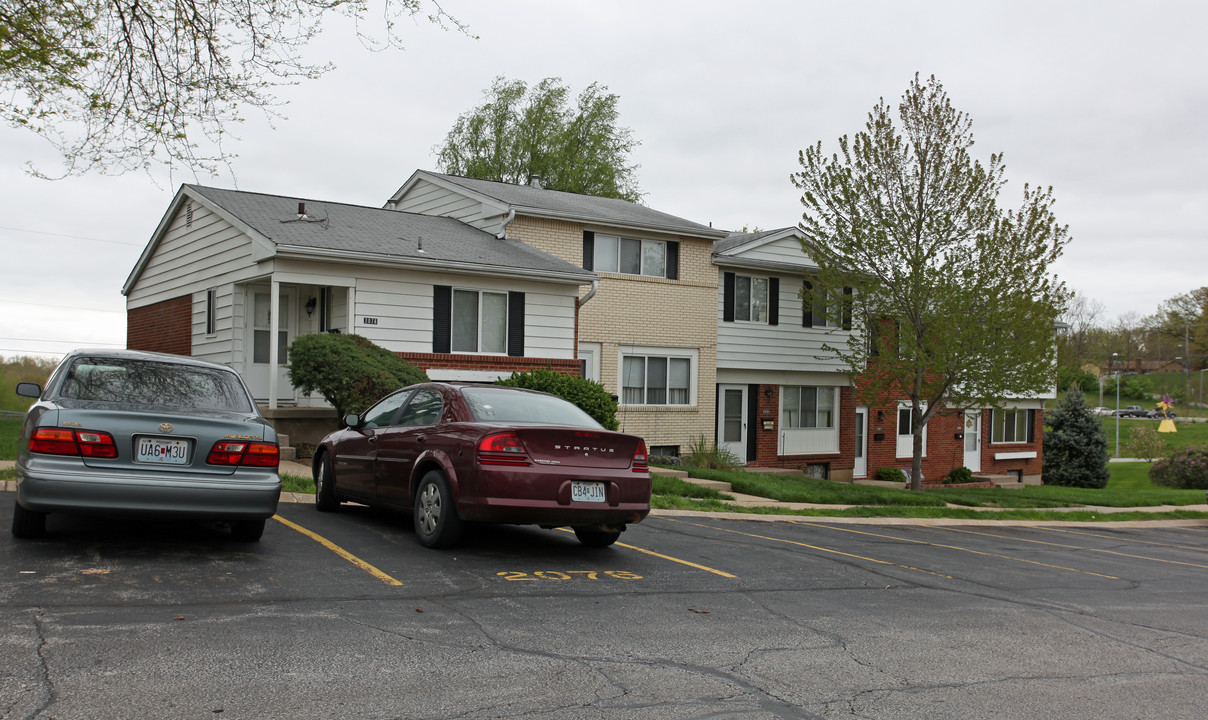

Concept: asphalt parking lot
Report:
left=2, top=497, right=1207, bottom=719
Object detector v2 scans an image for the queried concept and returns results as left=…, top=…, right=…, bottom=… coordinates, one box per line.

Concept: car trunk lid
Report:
left=513, top=428, right=639, bottom=470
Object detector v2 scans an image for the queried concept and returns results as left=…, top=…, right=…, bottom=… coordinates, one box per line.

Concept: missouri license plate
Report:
left=571, top=481, right=606, bottom=503
left=136, top=437, right=190, bottom=465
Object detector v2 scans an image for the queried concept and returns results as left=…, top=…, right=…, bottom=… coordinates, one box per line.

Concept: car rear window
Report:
left=460, top=387, right=603, bottom=429
left=59, top=357, right=254, bottom=412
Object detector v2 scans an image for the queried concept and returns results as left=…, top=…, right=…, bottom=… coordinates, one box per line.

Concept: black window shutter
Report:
left=802, top=280, right=813, bottom=327
left=583, top=231, right=594, bottom=270
left=869, top=318, right=880, bottom=356
left=768, top=277, right=779, bottom=326
left=665, top=241, right=679, bottom=280
left=1027, top=410, right=1036, bottom=443
left=746, top=384, right=759, bottom=462
left=841, top=286, right=853, bottom=330
left=433, top=285, right=451, bottom=353
left=723, top=272, right=735, bottom=322
left=507, top=291, right=525, bottom=357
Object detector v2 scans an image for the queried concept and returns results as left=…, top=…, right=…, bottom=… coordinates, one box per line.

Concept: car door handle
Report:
left=368, top=435, right=378, bottom=444
left=415, top=435, right=426, bottom=444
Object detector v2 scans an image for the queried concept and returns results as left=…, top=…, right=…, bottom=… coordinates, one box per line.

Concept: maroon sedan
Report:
left=312, top=383, right=651, bottom=548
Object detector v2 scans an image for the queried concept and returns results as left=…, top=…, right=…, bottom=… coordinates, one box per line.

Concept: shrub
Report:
left=1122, top=426, right=1169, bottom=462
left=496, top=368, right=618, bottom=430
left=682, top=435, right=741, bottom=471
left=1149, top=447, right=1208, bottom=490
left=1042, top=387, right=1109, bottom=488
left=945, top=466, right=974, bottom=484
left=877, top=467, right=907, bottom=483
left=287, top=333, right=428, bottom=418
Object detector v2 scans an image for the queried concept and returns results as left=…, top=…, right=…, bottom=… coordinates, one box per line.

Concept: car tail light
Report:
left=632, top=440, right=649, bottom=472
left=477, top=432, right=531, bottom=466
left=207, top=441, right=280, bottom=467
left=29, top=428, right=118, bottom=459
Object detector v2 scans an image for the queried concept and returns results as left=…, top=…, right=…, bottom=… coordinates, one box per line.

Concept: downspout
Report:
left=495, top=209, right=516, bottom=239
left=579, top=279, right=599, bottom=306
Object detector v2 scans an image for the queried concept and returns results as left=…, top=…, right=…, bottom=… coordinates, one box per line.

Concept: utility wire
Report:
left=0, top=224, right=144, bottom=246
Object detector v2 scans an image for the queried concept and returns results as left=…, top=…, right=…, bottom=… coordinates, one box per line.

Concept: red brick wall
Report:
left=749, top=384, right=856, bottom=474
left=400, top=353, right=582, bottom=377
left=127, top=296, right=192, bottom=356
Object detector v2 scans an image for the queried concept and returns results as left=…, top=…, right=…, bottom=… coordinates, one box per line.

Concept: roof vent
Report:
left=529, top=175, right=543, bottom=189
left=297, top=202, right=307, bottom=220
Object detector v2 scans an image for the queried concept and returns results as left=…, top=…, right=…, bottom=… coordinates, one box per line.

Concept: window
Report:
left=452, top=289, right=507, bottom=354
left=397, top=390, right=443, bottom=427
left=896, top=403, right=928, bottom=458
left=593, top=234, right=666, bottom=278
left=781, top=386, right=836, bottom=428
left=362, top=391, right=412, bottom=428
left=205, top=289, right=217, bottom=335
left=252, top=292, right=289, bottom=365
left=621, top=354, right=691, bottom=405
left=318, top=287, right=334, bottom=332
left=992, top=409, right=1033, bottom=443
left=803, top=282, right=852, bottom=329
left=735, top=275, right=769, bottom=322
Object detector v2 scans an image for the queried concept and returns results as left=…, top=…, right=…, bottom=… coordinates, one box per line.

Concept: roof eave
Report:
left=274, top=245, right=596, bottom=285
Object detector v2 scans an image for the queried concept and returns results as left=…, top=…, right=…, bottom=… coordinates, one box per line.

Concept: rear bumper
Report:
left=15, top=457, right=281, bottom=519
left=458, top=496, right=650, bottom=527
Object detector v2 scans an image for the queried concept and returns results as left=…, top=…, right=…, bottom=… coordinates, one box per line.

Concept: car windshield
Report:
left=58, top=357, right=253, bottom=412
left=460, top=387, right=603, bottom=429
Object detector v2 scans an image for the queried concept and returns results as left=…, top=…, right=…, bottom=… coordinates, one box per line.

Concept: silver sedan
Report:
left=12, top=349, right=281, bottom=541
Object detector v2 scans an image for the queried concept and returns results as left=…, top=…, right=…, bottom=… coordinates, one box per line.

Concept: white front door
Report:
left=246, top=287, right=296, bottom=402
left=854, top=407, right=869, bottom=478
left=963, top=411, right=982, bottom=472
left=718, top=385, right=748, bottom=465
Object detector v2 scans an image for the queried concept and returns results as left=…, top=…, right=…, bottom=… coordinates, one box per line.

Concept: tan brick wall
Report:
left=510, top=215, right=718, bottom=451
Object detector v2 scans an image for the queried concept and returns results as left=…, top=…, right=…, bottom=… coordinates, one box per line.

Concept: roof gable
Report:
left=713, top=227, right=822, bottom=272
left=388, top=170, right=728, bottom=241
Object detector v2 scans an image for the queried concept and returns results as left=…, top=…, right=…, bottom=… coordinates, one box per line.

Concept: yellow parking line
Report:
left=938, top=526, right=1208, bottom=570
left=272, top=515, right=403, bottom=587
left=1028, top=525, right=1208, bottom=553
left=797, top=522, right=1121, bottom=580
left=663, top=518, right=953, bottom=579
left=555, top=527, right=736, bottom=577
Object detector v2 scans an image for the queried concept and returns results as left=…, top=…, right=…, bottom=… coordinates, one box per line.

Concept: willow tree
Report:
left=791, top=74, right=1069, bottom=490
left=436, top=76, right=641, bottom=202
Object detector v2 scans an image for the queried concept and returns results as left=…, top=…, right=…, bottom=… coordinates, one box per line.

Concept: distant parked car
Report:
left=1115, top=406, right=1149, bottom=418
left=313, top=382, right=652, bottom=548
left=1146, top=408, right=1177, bottom=419
left=12, top=349, right=281, bottom=541
left=1090, top=406, right=1114, bottom=417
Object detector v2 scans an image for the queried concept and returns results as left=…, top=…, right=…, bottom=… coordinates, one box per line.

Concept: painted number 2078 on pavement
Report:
left=498, top=571, right=643, bottom=581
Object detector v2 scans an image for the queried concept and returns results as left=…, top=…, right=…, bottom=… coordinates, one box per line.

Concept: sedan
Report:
left=1090, top=406, right=1115, bottom=417
left=313, top=383, right=651, bottom=548
left=12, top=349, right=281, bottom=541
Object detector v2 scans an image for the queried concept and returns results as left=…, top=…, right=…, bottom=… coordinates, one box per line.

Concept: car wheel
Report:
left=573, top=527, right=621, bottom=548
left=413, top=470, right=463, bottom=548
left=231, top=518, right=266, bottom=542
left=12, top=501, right=46, bottom=539
left=314, top=452, right=339, bottom=512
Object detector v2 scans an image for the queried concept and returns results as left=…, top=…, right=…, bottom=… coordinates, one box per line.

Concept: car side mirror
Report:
left=342, top=413, right=361, bottom=428
left=16, top=382, right=41, bottom=398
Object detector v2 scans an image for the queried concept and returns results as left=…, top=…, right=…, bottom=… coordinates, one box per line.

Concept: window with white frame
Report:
left=781, top=386, right=836, bottom=428
left=808, top=286, right=841, bottom=328
left=621, top=353, right=691, bottom=405
left=991, top=409, right=1033, bottom=443
left=593, top=234, right=666, bottom=278
left=735, top=275, right=769, bottom=323
left=452, top=289, right=507, bottom=354
left=205, top=288, right=217, bottom=335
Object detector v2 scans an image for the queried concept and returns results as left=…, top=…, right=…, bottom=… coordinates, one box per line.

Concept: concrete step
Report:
left=276, top=434, right=296, bottom=462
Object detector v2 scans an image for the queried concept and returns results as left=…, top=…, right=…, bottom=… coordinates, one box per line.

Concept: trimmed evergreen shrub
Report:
left=496, top=367, right=618, bottom=430
left=1042, top=387, right=1109, bottom=488
left=877, top=467, right=907, bottom=483
left=1149, top=447, right=1208, bottom=490
left=945, top=466, right=974, bottom=484
left=287, top=333, right=428, bottom=418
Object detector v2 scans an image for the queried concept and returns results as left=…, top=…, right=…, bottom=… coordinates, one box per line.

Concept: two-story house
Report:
left=385, top=171, right=729, bottom=456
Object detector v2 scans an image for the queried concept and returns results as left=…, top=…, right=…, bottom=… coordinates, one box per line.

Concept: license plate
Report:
left=136, top=437, right=190, bottom=465
left=571, top=481, right=606, bottom=503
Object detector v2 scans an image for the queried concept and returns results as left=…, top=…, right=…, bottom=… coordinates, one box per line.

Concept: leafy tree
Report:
left=1, top=355, right=58, bottom=412
left=1042, top=387, right=1109, bottom=489
left=1, top=0, right=466, bottom=177
left=496, top=367, right=618, bottom=430
left=436, top=76, right=641, bottom=202
left=287, top=333, right=428, bottom=419
left=791, top=74, right=1070, bottom=490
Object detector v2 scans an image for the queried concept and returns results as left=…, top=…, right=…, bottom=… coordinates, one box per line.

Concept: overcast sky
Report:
left=2, top=0, right=1205, bottom=360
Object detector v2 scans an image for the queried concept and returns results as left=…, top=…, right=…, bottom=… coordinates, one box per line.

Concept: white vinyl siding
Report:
left=390, top=178, right=508, bottom=235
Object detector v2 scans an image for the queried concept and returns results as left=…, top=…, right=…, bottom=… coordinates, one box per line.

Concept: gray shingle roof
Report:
left=416, top=172, right=728, bottom=240
left=187, top=185, right=594, bottom=280
left=714, top=227, right=799, bottom=255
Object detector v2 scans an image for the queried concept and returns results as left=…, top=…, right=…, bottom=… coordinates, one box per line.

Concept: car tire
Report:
left=314, top=452, right=339, bottom=512
left=573, top=527, right=621, bottom=548
left=12, top=501, right=46, bottom=540
left=413, top=470, right=463, bottom=548
left=231, top=518, right=266, bottom=542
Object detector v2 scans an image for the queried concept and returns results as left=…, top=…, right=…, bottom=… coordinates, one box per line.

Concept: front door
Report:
left=963, top=411, right=982, bottom=472
left=854, top=407, right=868, bottom=478
left=246, top=287, right=296, bottom=402
left=718, top=385, right=748, bottom=464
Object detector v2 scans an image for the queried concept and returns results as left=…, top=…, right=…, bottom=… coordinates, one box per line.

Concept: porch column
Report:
left=346, top=285, right=356, bottom=333
left=269, top=277, right=280, bottom=409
